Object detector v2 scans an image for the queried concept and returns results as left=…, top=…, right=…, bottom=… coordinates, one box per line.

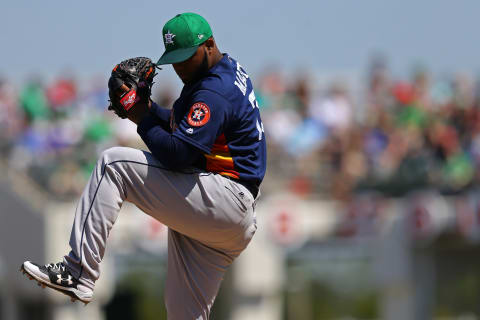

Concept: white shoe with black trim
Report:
left=20, top=261, right=93, bottom=304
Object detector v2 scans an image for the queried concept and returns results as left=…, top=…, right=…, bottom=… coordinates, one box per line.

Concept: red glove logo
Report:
left=120, top=90, right=139, bottom=111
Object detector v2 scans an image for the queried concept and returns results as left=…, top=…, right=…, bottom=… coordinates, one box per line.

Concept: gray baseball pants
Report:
left=63, top=146, right=257, bottom=320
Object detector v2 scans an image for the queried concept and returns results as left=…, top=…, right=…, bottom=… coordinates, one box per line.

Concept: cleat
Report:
left=20, top=261, right=93, bottom=304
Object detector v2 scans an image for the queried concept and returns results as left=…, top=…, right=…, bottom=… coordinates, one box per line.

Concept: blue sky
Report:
left=2, top=1, right=480, bottom=85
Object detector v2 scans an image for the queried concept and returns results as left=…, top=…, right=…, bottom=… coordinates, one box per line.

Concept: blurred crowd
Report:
left=260, top=56, right=480, bottom=200
left=0, top=73, right=174, bottom=199
left=2, top=56, right=480, bottom=200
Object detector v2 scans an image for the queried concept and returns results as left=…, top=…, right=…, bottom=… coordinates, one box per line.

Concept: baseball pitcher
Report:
left=21, top=12, right=267, bottom=320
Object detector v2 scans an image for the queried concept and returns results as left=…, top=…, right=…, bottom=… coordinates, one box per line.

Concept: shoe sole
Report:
left=20, top=264, right=91, bottom=305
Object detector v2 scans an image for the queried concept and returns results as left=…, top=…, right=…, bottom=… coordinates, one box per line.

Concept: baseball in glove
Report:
left=108, top=57, right=159, bottom=119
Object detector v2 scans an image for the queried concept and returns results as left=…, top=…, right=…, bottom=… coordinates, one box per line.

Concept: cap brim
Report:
left=157, top=46, right=199, bottom=65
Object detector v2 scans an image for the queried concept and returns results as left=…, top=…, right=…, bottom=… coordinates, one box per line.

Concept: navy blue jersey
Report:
left=170, top=54, right=267, bottom=187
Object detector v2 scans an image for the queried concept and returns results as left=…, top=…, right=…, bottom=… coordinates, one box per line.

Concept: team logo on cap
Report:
left=187, top=102, right=210, bottom=127
left=164, top=30, right=176, bottom=45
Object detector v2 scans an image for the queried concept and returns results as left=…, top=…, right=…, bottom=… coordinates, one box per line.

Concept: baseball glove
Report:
left=108, top=57, right=158, bottom=119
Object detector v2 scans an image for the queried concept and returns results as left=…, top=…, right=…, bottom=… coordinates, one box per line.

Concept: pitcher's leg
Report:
left=62, top=146, right=207, bottom=289
left=63, top=147, right=130, bottom=289
left=164, top=229, right=235, bottom=320
left=62, top=145, right=257, bottom=294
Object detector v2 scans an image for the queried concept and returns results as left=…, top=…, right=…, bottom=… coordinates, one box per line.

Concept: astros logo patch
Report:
left=187, top=102, right=210, bottom=127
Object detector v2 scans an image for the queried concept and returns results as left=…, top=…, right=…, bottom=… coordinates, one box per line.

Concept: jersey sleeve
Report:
left=149, top=102, right=172, bottom=133
left=172, top=89, right=230, bottom=154
left=137, top=121, right=202, bottom=170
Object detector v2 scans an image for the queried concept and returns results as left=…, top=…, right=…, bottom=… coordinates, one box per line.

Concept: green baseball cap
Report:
left=157, top=13, right=213, bottom=65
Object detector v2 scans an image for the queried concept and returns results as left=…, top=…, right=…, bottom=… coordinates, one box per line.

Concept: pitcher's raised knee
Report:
left=99, top=147, right=145, bottom=165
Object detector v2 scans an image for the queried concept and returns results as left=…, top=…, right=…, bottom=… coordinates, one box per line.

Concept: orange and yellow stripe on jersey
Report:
left=204, top=134, right=239, bottom=179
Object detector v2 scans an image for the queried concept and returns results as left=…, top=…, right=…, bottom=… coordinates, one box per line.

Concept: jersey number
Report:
left=248, top=89, right=264, bottom=141
left=249, top=90, right=259, bottom=109
left=256, top=119, right=264, bottom=141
